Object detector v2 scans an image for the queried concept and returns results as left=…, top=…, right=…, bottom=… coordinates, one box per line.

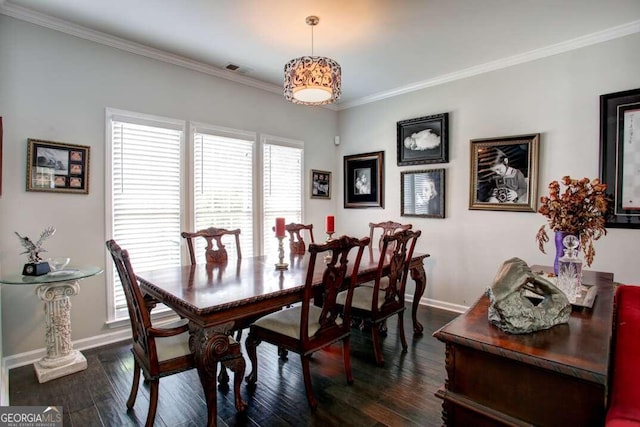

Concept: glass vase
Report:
left=556, top=235, right=583, bottom=302
left=554, top=231, right=578, bottom=275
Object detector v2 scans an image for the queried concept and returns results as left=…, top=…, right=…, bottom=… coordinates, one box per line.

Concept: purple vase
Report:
left=554, top=231, right=578, bottom=275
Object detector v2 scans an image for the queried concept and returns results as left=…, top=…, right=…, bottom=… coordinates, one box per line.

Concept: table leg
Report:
left=189, top=326, right=247, bottom=427
left=410, top=264, right=427, bottom=336
left=34, top=280, right=87, bottom=383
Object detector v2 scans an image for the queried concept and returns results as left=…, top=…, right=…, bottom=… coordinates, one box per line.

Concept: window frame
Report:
left=105, top=113, right=305, bottom=323
left=105, top=108, right=187, bottom=323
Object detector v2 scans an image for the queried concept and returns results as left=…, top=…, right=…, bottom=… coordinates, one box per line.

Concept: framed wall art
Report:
left=397, top=113, right=449, bottom=166
left=469, top=133, right=539, bottom=212
left=401, top=168, right=445, bottom=218
left=310, top=169, right=331, bottom=199
left=344, top=151, right=384, bottom=208
left=26, top=138, right=90, bottom=194
left=600, top=88, right=640, bottom=228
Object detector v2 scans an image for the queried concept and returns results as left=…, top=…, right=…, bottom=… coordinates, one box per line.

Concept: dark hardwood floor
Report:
left=9, top=306, right=458, bottom=427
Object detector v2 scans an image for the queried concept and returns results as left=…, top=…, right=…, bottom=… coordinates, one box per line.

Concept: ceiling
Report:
left=2, top=0, right=640, bottom=109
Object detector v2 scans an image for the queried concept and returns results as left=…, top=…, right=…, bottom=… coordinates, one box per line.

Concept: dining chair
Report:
left=245, top=234, right=370, bottom=409
left=360, top=221, right=413, bottom=295
left=106, top=239, right=245, bottom=426
left=181, top=227, right=245, bottom=383
left=336, top=229, right=421, bottom=366
left=181, top=227, right=241, bottom=265
left=285, top=223, right=315, bottom=255
left=368, top=220, right=413, bottom=251
left=271, top=223, right=315, bottom=255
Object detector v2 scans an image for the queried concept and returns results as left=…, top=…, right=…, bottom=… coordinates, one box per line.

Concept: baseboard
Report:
left=1, top=299, right=465, bottom=381
left=420, top=297, right=468, bottom=314
left=404, top=293, right=468, bottom=314
left=3, top=328, right=132, bottom=372
left=1, top=358, right=8, bottom=406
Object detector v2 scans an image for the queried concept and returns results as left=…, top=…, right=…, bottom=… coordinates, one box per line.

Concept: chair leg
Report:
left=371, top=323, right=385, bottom=367
left=342, top=336, right=354, bottom=385
left=398, top=312, right=408, bottom=352
left=126, top=360, right=141, bottom=410
left=145, top=379, right=159, bottom=427
left=223, top=355, right=248, bottom=412
left=301, top=354, right=318, bottom=409
left=245, top=333, right=260, bottom=384
left=218, top=366, right=230, bottom=386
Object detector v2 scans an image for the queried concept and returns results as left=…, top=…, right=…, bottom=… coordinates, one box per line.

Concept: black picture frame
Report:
left=397, top=113, right=449, bottom=166
left=26, top=138, right=90, bottom=194
left=600, top=88, right=640, bottom=228
left=469, top=133, right=539, bottom=212
left=310, top=169, right=331, bottom=199
left=401, top=168, right=445, bottom=218
left=344, top=151, right=384, bottom=208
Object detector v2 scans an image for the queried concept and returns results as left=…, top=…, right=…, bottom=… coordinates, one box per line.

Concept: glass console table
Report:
left=0, top=266, right=103, bottom=383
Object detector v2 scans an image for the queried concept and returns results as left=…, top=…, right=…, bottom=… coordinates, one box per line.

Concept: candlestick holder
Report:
left=324, top=232, right=335, bottom=262
left=275, top=236, right=289, bottom=270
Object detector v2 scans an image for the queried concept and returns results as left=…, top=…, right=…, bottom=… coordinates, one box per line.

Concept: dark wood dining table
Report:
left=136, top=248, right=429, bottom=427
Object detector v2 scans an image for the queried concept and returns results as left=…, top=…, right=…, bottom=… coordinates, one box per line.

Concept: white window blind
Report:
left=262, top=138, right=303, bottom=255
left=109, top=116, right=183, bottom=316
left=107, top=112, right=303, bottom=321
left=193, top=129, right=254, bottom=262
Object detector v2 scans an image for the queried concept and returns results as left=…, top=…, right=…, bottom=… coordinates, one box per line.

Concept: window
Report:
left=106, top=109, right=185, bottom=320
left=192, top=124, right=256, bottom=261
left=106, top=111, right=304, bottom=322
left=262, top=135, right=304, bottom=255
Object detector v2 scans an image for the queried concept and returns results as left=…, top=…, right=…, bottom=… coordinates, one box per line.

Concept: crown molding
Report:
left=2, top=2, right=638, bottom=112
left=0, top=2, right=283, bottom=96
left=337, top=19, right=640, bottom=110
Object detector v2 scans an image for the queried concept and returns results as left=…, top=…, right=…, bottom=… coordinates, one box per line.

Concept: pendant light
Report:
left=284, top=16, right=341, bottom=105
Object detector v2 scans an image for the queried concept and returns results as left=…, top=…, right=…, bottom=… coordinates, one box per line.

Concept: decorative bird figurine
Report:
left=15, top=226, right=56, bottom=263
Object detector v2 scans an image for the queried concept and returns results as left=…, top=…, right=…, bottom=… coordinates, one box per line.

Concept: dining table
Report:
left=136, top=248, right=429, bottom=427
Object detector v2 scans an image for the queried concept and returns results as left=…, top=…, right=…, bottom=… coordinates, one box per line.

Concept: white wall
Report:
left=336, top=32, right=640, bottom=309
left=0, top=16, right=339, bottom=357
left=2, top=14, right=640, bottom=360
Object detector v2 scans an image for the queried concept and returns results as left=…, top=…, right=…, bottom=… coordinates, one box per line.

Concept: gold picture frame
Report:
left=469, top=133, right=539, bottom=212
left=26, top=139, right=90, bottom=194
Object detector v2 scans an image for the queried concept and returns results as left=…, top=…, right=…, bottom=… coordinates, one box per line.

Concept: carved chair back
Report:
left=300, top=235, right=368, bottom=343
left=286, top=223, right=315, bottom=255
left=368, top=221, right=412, bottom=252
left=181, top=227, right=241, bottom=265
left=106, top=240, right=154, bottom=362
left=370, top=229, right=421, bottom=316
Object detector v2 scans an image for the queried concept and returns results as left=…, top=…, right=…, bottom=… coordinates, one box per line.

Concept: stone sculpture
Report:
left=487, top=257, right=571, bottom=334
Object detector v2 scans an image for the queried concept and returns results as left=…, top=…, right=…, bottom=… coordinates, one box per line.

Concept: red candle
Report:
left=326, top=215, right=335, bottom=234
left=275, top=217, right=285, bottom=237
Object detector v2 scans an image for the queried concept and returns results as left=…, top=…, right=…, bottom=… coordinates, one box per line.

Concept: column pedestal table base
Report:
left=34, top=349, right=87, bottom=383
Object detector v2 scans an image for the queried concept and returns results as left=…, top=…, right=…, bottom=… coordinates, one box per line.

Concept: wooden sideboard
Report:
left=433, top=266, right=615, bottom=426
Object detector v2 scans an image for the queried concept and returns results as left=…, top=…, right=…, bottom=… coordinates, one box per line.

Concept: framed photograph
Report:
left=310, top=169, right=331, bottom=199
left=469, top=133, right=539, bottom=212
left=344, top=151, right=384, bottom=208
left=26, top=139, right=90, bottom=194
left=397, top=113, right=449, bottom=166
left=600, top=88, right=640, bottom=228
left=401, top=168, right=445, bottom=218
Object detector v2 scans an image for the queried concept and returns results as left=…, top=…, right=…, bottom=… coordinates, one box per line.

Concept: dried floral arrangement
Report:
left=15, top=226, right=56, bottom=263
left=535, top=176, right=608, bottom=267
